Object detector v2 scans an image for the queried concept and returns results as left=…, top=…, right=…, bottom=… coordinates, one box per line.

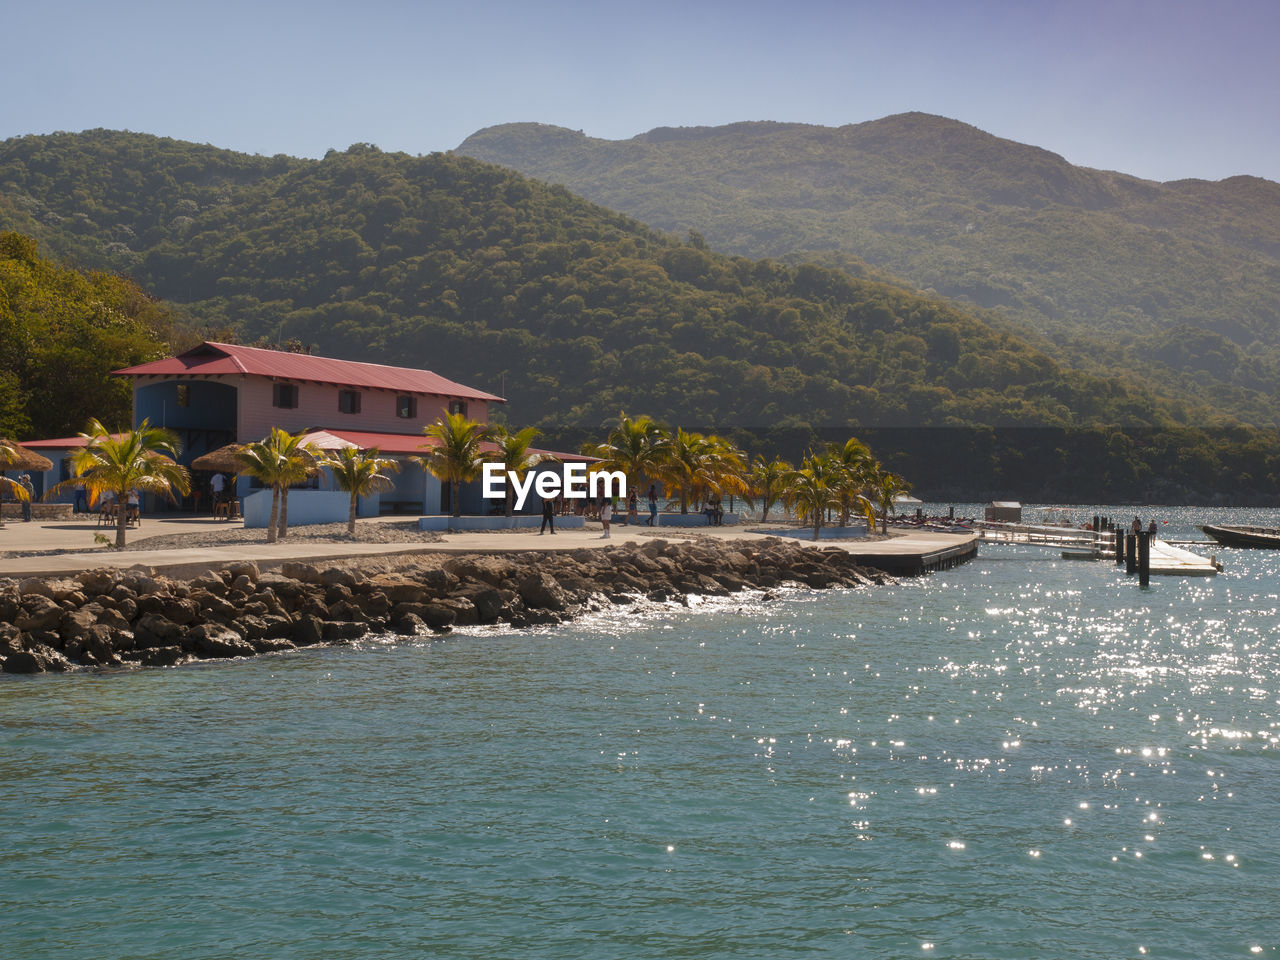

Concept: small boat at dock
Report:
left=1199, top=524, right=1280, bottom=549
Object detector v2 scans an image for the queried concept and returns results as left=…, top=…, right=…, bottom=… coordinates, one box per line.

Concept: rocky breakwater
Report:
left=0, top=538, right=893, bottom=674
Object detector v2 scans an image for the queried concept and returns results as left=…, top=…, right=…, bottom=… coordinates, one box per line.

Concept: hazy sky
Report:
left=6, top=0, right=1277, bottom=183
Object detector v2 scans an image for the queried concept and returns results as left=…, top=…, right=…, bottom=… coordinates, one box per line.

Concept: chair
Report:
left=96, top=502, right=115, bottom=527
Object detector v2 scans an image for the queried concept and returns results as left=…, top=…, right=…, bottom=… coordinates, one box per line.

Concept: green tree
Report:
left=823, top=437, right=877, bottom=527
left=0, top=439, right=31, bottom=528
left=873, top=468, right=911, bottom=534
left=748, top=455, right=793, bottom=522
left=49, top=418, right=190, bottom=549
left=784, top=456, right=840, bottom=541
left=583, top=412, right=670, bottom=491
left=488, top=425, right=550, bottom=516
left=418, top=412, right=493, bottom=517
left=320, top=445, right=400, bottom=535
left=236, top=428, right=319, bottom=542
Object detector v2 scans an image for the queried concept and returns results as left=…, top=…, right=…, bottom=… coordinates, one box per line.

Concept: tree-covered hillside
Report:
left=0, top=232, right=174, bottom=439
left=457, top=113, right=1280, bottom=428
left=1, top=129, right=1277, bottom=501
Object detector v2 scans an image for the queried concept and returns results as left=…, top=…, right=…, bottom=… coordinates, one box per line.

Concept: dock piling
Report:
left=1138, top=531, right=1150, bottom=586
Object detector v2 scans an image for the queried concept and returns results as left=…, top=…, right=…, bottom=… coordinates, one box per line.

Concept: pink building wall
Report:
left=132, top=375, right=491, bottom=442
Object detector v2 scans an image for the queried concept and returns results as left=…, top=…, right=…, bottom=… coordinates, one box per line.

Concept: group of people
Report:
left=1130, top=516, right=1160, bottom=540
left=539, top=485, right=662, bottom=537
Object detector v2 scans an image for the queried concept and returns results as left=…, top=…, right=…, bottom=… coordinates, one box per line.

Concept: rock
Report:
left=517, top=572, right=570, bottom=611
left=17, top=578, right=58, bottom=599
left=291, top=614, right=325, bottom=646
left=443, top=556, right=517, bottom=587
left=251, top=636, right=297, bottom=654
left=133, top=615, right=184, bottom=649
left=225, top=561, right=259, bottom=584
left=365, top=574, right=427, bottom=605
left=432, top=596, right=478, bottom=626
left=159, top=597, right=201, bottom=626
left=2, top=640, right=74, bottom=673
left=318, top=567, right=357, bottom=589
left=391, top=601, right=456, bottom=631
left=76, top=569, right=116, bottom=595
left=187, top=624, right=257, bottom=659
left=58, top=608, right=99, bottom=645
left=138, top=645, right=189, bottom=668
left=457, top=587, right=504, bottom=624
left=280, top=562, right=321, bottom=583
left=230, top=574, right=255, bottom=594
left=17, top=596, right=66, bottom=633
left=389, top=611, right=428, bottom=636
left=322, top=621, right=368, bottom=642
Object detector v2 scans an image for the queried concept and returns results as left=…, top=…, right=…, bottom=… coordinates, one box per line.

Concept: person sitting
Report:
left=126, top=490, right=141, bottom=525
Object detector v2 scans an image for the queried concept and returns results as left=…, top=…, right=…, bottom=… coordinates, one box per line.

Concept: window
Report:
left=338, top=390, right=362, bottom=414
left=175, top=384, right=190, bottom=407
left=448, top=400, right=467, bottom=417
left=396, top=395, right=417, bottom=419
left=273, top=383, right=299, bottom=408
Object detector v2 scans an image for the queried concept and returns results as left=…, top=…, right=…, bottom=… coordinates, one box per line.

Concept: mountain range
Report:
left=457, top=113, right=1280, bottom=428
left=1, top=127, right=1277, bottom=501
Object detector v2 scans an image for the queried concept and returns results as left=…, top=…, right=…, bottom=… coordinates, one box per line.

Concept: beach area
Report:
left=0, top=513, right=978, bottom=674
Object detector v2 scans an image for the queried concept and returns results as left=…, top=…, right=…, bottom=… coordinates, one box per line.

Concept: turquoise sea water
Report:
left=3, top=505, right=1279, bottom=959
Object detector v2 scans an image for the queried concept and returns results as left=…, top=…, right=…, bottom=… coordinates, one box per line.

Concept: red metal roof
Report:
left=113, top=341, right=504, bottom=403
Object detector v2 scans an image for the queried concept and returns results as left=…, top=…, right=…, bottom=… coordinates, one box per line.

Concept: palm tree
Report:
left=0, top=439, right=29, bottom=529
left=418, top=412, right=493, bottom=518
left=824, top=437, right=877, bottom=527
left=748, top=455, right=793, bottom=522
left=784, top=456, right=841, bottom=541
left=489, top=425, right=551, bottom=516
left=48, top=418, right=190, bottom=549
left=653, top=428, right=748, bottom=514
left=873, top=468, right=911, bottom=534
left=236, top=428, right=319, bottom=542
left=320, top=446, right=400, bottom=535
left=583, top=412, right=670, bottom=492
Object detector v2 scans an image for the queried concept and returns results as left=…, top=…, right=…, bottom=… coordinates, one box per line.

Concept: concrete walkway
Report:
left=0, top=513, right=978, bottom=580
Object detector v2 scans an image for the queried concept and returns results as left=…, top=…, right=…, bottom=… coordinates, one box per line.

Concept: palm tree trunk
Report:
left=505, top=486, right=513, bottom=517
left=813, top=516, right=821, bottom=541
left=116, top=494, right=128, bottom=549
left=348, top=492, right=358, bottom=536
left=452, top=480, right=462, bottom=518
left=267, top=488, right=280, bottom=543
left=279, top=486, right=290, bottom=538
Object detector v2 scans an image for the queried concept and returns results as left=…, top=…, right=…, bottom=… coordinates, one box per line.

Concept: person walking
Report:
left=627, top=490, right=639, bottom=525
left=599, top=497, right=612, bottom=539
left=540, top=496, right=556, bottom=535
left=19, top=474, right=33, bottom=522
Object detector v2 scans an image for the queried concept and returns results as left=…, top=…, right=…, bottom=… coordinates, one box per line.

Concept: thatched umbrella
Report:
left=191, top=443, right=247, bottom=474
left=0, top=438, right=54, bottom=473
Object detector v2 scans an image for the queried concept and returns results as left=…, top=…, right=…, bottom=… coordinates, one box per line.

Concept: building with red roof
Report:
left=96, top=341, right=581, bottom=520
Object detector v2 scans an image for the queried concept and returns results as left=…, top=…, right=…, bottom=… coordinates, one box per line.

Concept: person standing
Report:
left=19, top=474, right=33, bottom=522
left=599, top=497, right=612, bottom=539
left=647, top=484, right=658, bottom=527
left=210, top=472, right=225, bottom=512
left=627, top=490, right=639, bottom=526
left=540, top=496, right=556, bottom=535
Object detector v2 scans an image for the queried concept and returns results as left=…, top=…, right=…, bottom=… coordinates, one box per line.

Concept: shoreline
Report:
left=0, top=537, right=898, bottom=675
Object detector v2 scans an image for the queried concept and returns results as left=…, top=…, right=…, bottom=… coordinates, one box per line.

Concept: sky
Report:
left=5, top=0, right=1278, bottom=183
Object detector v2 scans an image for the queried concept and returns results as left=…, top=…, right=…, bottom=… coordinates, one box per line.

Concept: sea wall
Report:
left=0, top=538, right=893, bottom=674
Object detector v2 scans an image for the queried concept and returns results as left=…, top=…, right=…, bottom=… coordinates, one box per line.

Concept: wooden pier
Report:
left=978, top=521, right=1218, bottom=577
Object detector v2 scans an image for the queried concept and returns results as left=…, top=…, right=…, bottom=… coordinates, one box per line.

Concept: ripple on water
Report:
left=3, top=505, right=1280, bottom=958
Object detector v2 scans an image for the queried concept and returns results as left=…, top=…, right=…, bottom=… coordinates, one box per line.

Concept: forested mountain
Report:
left=457, top=113, right=1280, bottom=428
left=1, top=129, right=1277, bottom=501
left=0, top=232, right=174, bottom=439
